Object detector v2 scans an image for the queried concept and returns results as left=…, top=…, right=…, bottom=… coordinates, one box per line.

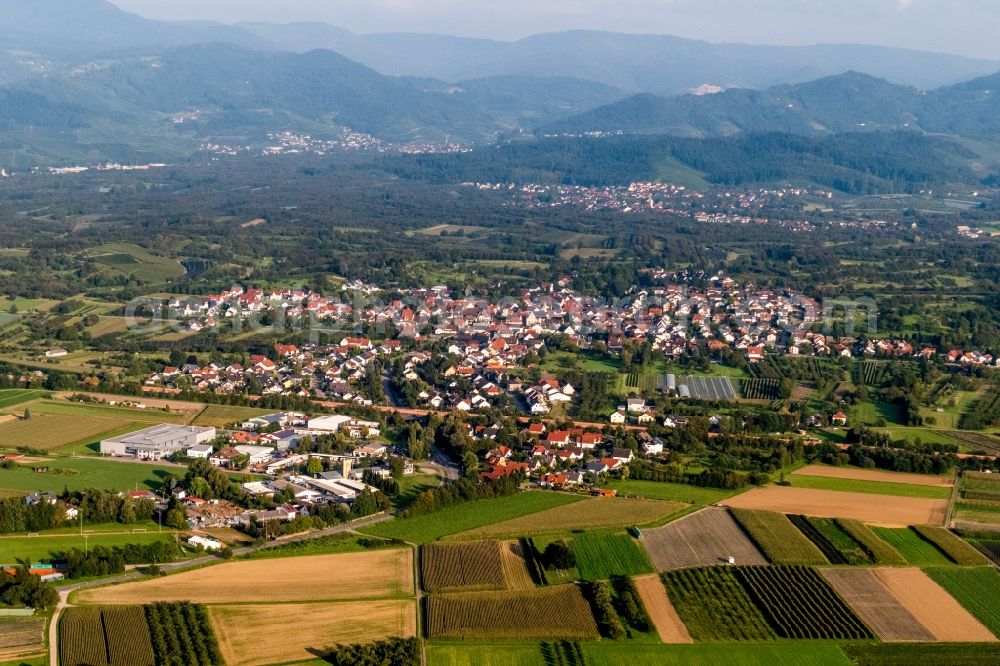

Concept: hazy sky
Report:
left=110, top=0, right=1000, bottom=60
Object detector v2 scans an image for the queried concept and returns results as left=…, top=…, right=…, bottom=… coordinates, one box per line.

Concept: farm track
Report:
left=632, top=574, right=692, bottom=643
left=639, top=506, right=767, bottom=571
left=821, top=568, right=934, bottom=641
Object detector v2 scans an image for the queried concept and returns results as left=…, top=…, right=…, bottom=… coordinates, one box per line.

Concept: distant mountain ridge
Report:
left=0, top=0, right=268, bottom=55
left=544, top=72, right=1000, bottom=139
left=0, top=0, right=999, bottom=189
left=0, top=1, right=995, bottom=92
left=236, top=24, right=1000, bottom=94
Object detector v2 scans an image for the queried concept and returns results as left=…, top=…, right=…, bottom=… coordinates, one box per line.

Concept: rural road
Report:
left=46, top=512, right=394, bottom=665
left=420, top=460, right=460, bottom=482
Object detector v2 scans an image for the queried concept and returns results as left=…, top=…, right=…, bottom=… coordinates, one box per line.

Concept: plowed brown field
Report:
left=821, top=568, right=934, bottom=642
left=724, top=486, right=947, bottom=526
left=76, top=549, right=413, bottom=604
left=639, top=506, right=767, bottom=570
left=873, top=568, right=997, bottom=642
left=209, top=600, right=417, bottom=666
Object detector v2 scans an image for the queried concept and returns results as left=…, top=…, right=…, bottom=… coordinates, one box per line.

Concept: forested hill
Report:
left=546, top=71, right=1000, bottom=139
left=381, top=132, right=980, bottom=194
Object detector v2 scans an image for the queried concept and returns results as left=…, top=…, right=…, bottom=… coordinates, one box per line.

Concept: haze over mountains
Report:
left=546, top=71, right=1000, bottom=139
left=3, top=0, right=1000, bottom=190
left=235, top=22, right=1000, bottom=95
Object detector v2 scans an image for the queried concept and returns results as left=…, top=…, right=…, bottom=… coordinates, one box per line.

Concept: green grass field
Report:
left=87, top=243, right=185, bottom=283
left=851, top=401, right=906, bottom=426
left=584, top=644, right=852, bottom=666
left=427, top=644, right=546, bottom=666
left=0, top=457, right=181, bottom=495
left=570, top=533, right=653, bottom=580
left=240, top=534, right=396, bottom=561
left=871, top=527, right=952, bottom=566
left=0, top=399, right=188, bottom=454
left=920, top=388, right=982, bottom=429
left=835, top=520, right=907, bottom=565
left=925, top=567, right=1000, bottom=636
left=803, top=517, right=871, bottom=565
left=359, top=492, right=581, bottom=544
left=0, top=413, right=144, bottom=453
left=0, top=655, right=47, bottom=666
left=0, top=531, right=177, bottom=564
left=788, top=474, right=952, bottom=500
left=913, top=526, right=989, bottom=565
left=13, top=400, right=188, bottom=424
left=731, top=509, right=829, bottom=565
left=870, top=426, right=966, bottom=447
left=955, top=472, right=1000, bottom=526
left=607, top=479, right=736, bottom=506
left=188, top=404, right=272, bottom=427
left=844, top=642, right=1000, bottom=666
left=0, top=389, right=49, bottom=409
left=540, top=351, right=622, bottom=375
left=393, top=474, right=442, bottom=511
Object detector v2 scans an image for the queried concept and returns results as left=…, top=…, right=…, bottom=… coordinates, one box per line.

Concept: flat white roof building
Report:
left=187, top=444, right=214, bottom=459
left=235, top=445, right=275, bottom=465
left=307, top=414, right=353, bottom=433
left=101, top=424, right=216, bottom=460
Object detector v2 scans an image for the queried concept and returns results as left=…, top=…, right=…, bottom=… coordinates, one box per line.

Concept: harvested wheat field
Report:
left=633, top=574, right=692, bottom=643
left=725, top=486, right=947, bottom=526
left=793, top=465, right=954, bottom=487
left=209, top=600, right=417, bottom=666
left=872, top=568, right=997, bottom=642
left=453, top=497, right=684, bottom=539
left=821, top=568, right=934, bottom=642
left=499, top=540, right=536, bottom=590
left=77, top=550, right=413, bottom=604
left=639, top=506, right=767, bottom=571
left=0, top=616, right=46, bottom=661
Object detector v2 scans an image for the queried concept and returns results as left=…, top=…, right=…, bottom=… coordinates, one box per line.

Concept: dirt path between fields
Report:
left=633, top=574, right=692, bottom=644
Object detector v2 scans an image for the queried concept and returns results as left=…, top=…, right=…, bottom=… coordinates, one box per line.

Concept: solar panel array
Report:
left=678, top=376, right=737, bottom=400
